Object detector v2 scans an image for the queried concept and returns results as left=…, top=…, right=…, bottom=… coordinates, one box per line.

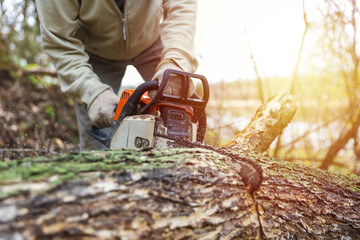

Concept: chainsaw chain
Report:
left=154, top=133, right=263, bottom=192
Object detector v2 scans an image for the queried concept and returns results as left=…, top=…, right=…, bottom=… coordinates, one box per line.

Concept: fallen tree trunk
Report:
left=1, top=93, right=360, bottom=239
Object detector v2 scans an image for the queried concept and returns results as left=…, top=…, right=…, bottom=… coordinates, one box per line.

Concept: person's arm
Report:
left=151, top=0, right=198, bottom=98
left=35, top=0, right=111, bottom=107
left=160, top=0, right=199, bottom=73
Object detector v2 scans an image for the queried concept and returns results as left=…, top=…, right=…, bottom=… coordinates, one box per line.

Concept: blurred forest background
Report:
left=0, top=0, right=359, bottom=176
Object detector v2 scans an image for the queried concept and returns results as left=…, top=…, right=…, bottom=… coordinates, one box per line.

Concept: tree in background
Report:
left=0, top=0, right=45, bottom=70
left=264, top=0, right=360, bottom=175
left=319, top=0, right=360, bottom=171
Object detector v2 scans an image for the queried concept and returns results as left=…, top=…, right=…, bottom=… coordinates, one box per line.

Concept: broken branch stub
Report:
left=225, top=92, right=297, bottom=153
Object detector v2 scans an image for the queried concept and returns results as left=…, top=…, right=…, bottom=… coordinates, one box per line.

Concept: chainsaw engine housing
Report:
left=109, top=113, right=197, bottom=149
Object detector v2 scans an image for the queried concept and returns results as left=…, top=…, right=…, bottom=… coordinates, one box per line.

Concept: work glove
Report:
left=87, top=89, right=120, bottom=129
left=149, top=61, right=195, bottom=99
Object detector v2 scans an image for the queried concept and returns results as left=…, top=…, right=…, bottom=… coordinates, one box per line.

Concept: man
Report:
left=35, top=0, right=198, bottom=150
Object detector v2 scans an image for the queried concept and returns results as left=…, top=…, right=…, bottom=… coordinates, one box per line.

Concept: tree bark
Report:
left=1, top=93, right=360, bottom=240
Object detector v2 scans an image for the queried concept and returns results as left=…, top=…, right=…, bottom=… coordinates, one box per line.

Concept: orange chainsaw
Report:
left=88, top=69, right=209, bottom=149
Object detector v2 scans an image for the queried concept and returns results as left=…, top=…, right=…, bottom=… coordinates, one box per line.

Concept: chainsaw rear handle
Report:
left=139, top=69, right=210, bottom=115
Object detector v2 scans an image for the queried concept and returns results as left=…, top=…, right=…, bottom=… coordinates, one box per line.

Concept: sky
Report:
left=122, top=0, right=322, bottom=86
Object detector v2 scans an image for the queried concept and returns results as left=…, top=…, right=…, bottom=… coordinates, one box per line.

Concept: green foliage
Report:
left=67, top=98, right=75, bottom=106
left=44, top=105, right=55, bottom=118
left=23, top=63, right=39, bottom=70
left=27, top=74, right=38, bottom=84
left=12, top=22, right=43, bottom=66
left=0, top=0, right=48, bottom=70
left=0, top=48, right=11, bottom=69
left=9, top=70, right=19, bottom=79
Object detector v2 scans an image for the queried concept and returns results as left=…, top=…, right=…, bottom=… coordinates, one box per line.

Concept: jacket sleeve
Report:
left=161, top=0, right=199, bottom=73
left=35, top=0, right=111, bottom=107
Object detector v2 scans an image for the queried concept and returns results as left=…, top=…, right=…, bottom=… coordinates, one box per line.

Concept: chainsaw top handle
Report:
left=139, top=69, right=210, bottom=115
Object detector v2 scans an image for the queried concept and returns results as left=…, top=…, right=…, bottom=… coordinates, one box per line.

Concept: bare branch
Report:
left=21, top=68, right=58, bottom=77
left=245, top=29, right=265, bottom=104
left=290, top=0, right=309, bottom=94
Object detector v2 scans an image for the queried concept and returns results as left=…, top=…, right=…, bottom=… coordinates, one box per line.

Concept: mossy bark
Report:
left=1, top=93, right=360, bottom=239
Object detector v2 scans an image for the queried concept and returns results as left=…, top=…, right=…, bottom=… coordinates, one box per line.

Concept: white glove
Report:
left=88, top=89, right=120, bottom=129
left=149, top=61, right=195, bottom=98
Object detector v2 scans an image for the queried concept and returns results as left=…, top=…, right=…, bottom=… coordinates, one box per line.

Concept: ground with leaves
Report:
left=0, top=73, right=78, bottom=160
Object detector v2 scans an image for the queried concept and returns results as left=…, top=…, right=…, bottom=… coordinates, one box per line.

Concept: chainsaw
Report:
left=88, top=69, right=264, bottom=191
left=88, top=69, right=209, bottom=149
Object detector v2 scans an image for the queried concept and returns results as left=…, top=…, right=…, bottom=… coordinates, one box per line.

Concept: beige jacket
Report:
left=35, top=0, right=198, bottom=106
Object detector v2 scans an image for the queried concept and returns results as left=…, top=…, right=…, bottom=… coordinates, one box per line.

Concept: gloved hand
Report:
left=87, top=89, right=120, bottom=129
left=149, top=61, right=195, bottom=98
